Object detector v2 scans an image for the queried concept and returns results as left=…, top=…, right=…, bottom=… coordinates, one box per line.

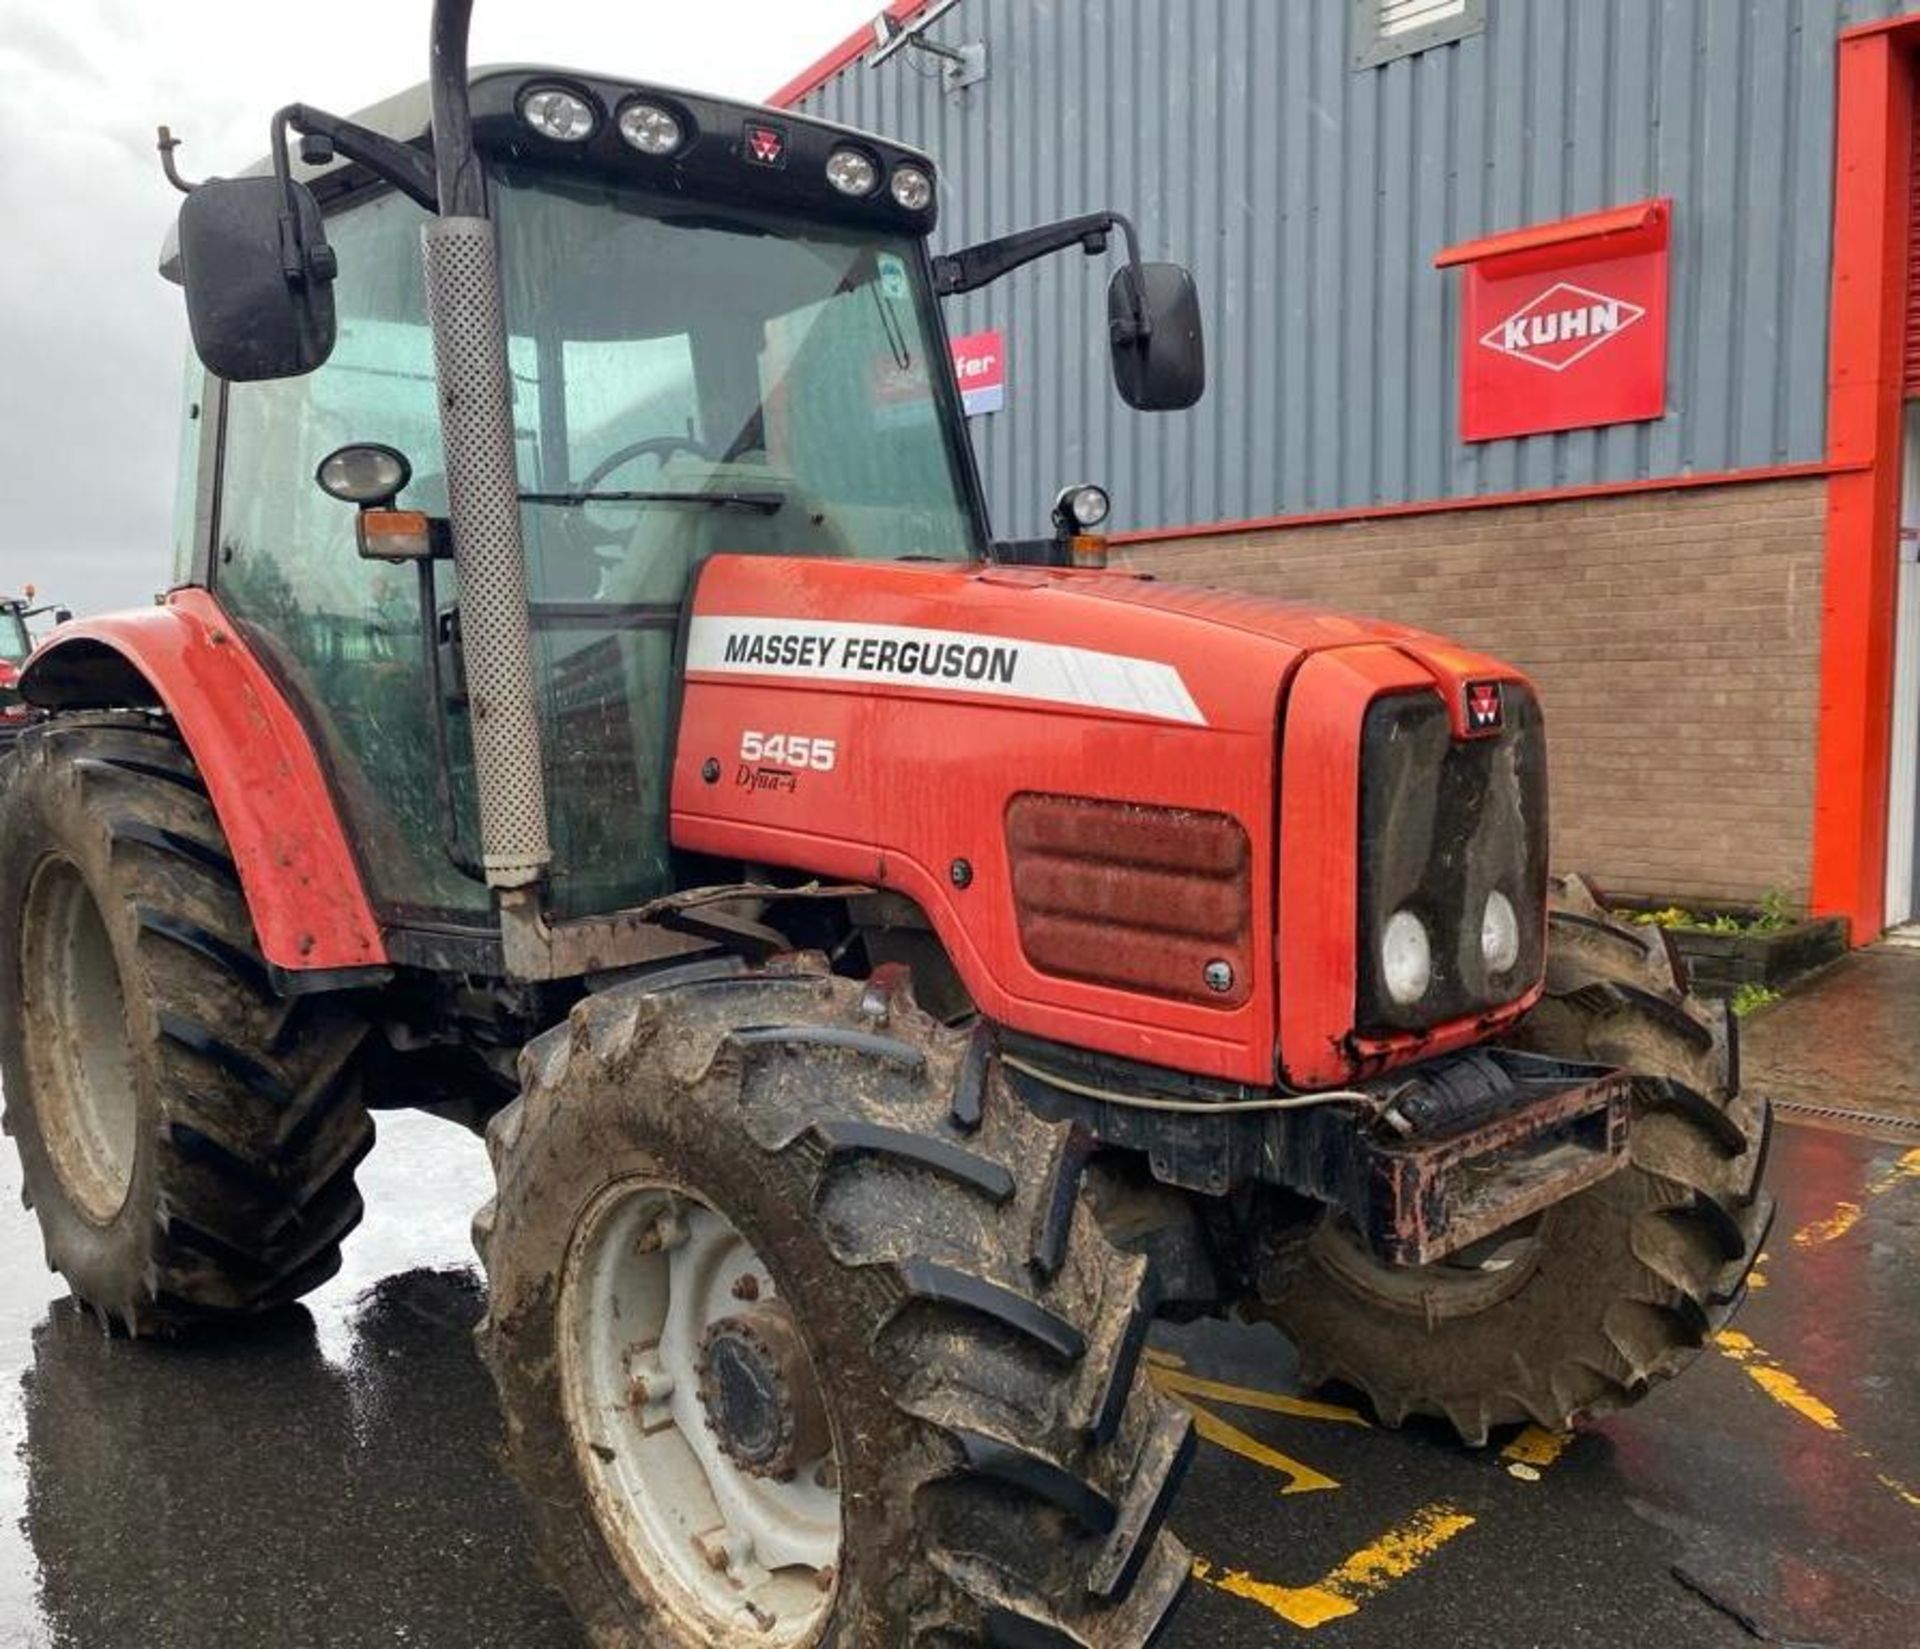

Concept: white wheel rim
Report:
left=22, top=857, right=139, bottom=1224
left=558, top=1180, right=841, bottom=1642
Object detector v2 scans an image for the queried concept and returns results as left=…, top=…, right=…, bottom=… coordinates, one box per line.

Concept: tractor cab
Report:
left=0, top=600, right=30, bottom=669
left=163, top=68, right=1201, bottom=961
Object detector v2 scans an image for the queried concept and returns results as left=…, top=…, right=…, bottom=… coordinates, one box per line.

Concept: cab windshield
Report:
left=213, top=170, right=986, bottom=929
left=0, top=608, right=29, bottom=666
left=492, top=164, right=986, bottom=576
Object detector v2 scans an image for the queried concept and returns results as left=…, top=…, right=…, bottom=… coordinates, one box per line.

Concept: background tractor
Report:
left=0, top=4, right=1771, bottom=1644
left=0, top=591, right=68, bottom=753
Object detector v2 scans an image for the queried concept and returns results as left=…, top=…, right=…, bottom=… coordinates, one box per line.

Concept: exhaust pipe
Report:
left=421, top=0, right=552, bottom=890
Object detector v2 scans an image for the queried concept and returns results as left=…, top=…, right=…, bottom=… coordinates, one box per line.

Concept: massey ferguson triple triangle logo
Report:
left=1465, top=680, right=1505, bottom=733
left=743, top=123, right=787, bottom=167
left=1478, top=281, right=1647, bottom=373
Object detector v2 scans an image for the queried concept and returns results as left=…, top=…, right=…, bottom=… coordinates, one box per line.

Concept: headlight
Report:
left=1055, top=483, right=1112, bottom=531
left=890, top=165, right=934, bottom=211
left=520, top=86, right=595, bottom=143
left=618, top=101, right=683, bottom=156
left=1481, top=890, right=1521, bottom=975
left=1381, top=911, right=1433, bottom=1006
left=826, top=148, right=880, bottom=197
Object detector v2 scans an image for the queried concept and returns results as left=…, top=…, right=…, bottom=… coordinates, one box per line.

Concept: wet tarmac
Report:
left=1743, top=944, right=1920, bottom=1128
left=0, top=1106, right=1915, bottom=1648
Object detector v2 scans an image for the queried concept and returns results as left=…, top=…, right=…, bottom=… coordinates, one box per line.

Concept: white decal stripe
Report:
left=686, top=616, right=1206, bottom=727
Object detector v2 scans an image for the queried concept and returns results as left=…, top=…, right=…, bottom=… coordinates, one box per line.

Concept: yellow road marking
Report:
left=1150, top=1366, right=1372, bottom=1428
left=1143, top=1363, right=1372, bottom=1491
left=1194, top=1504, right=1477, bottom=1628
left=1500, top=1426, right=1571, bottom=1470
left=1715, top=1329, right=1918, bottom=1514
left=1792, top=1202, right=1862, bottom=1248
left=1873, top=1147, right=1920, bottom=1191
left=1790, top=1148, right=1920, bottom=1248
left=1170, top=1396, right=1342, bottom=1493
left=1143, top=1346, right=1186, bottom=1370
left=1713, top=1330, right=1843, bottom=1431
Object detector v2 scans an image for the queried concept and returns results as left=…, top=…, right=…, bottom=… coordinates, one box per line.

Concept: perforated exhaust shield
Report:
left=421, top=216, right=551, bottom=886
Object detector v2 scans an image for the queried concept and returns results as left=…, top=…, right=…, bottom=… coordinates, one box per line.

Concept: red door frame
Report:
left=1814, top=21, right=1919, bottom=942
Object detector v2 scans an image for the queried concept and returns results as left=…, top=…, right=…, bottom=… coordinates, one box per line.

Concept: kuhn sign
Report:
left=1481, top=283, right=1648, bottom=373
left=1440, top=200, right=1670, bottom=442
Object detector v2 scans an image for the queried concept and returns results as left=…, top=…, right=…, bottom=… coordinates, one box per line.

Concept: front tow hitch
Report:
left=1275, top=1048, right=1632, bottom=1268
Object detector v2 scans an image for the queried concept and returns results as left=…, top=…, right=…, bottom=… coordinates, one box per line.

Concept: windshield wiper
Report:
left=520, top=489, right=786, bottom=515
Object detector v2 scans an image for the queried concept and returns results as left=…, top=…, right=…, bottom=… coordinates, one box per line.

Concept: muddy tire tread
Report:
left=1257, top=871, right=1773, bottom=1442
left=0, top=714, right=375, bottom=1334
left=476, top=966, right=1192, bottom=1647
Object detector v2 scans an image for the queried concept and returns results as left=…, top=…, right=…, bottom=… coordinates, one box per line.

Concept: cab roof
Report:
left=163, top=66, right=939, bottom=277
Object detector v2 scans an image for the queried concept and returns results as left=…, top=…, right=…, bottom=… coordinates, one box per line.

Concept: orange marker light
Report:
left=356, top=509, right=435, bottom=563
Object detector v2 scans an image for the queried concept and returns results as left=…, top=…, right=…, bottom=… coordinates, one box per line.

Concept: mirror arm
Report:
left=281, top=104, right=440, bottom=211
left=155, top=126, right=200, bottom=195
left=268, top=109, right=336, bottom=288
left=933, top=209, right=1153, bottom=339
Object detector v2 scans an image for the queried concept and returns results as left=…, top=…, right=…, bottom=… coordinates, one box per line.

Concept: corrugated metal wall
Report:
left=794, top=0, right=1920, bottom=539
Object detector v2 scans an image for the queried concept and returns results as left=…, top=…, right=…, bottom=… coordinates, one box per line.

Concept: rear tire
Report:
left=476, top=962, right=1194, bottom=1647
left=1253, top=874, right=1773, bottom=1443
left=0, top=714, right=375, bottom=1333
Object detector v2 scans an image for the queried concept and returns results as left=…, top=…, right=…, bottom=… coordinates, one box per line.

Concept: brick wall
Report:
left=1116, top=478, right=1829, bottom=908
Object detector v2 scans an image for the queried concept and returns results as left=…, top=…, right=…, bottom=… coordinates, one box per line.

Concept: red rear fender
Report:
left=19, top=590, right=387, bottom=975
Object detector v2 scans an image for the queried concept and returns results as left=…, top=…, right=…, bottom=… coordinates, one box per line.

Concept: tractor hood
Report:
left=673, top=554, right=1541, bottom=1088
left=679, top=555, right=1514, bottom=739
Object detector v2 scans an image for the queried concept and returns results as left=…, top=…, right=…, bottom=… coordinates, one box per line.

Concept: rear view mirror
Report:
left=176, top=176, right=337, bottom=382
left=1109, top=263, right=1206, bottom=412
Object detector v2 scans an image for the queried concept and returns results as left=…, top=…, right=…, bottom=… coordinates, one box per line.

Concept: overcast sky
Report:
left=0, top=0, right=878, bottom=617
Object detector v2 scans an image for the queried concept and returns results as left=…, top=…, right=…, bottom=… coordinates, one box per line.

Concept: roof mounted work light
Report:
left=618, top=100, right=683, bottom=156
left=519, top=85, right=595, bottom=142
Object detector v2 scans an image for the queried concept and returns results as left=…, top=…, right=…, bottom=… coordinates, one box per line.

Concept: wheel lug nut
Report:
left=627, top=1369, right=674, bottom=1407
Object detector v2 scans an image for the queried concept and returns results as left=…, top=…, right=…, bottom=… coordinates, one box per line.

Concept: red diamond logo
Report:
left=1478, top=281, right=1647, bottom=373
left=1466, top=680, right=1505, bottom=732
left=744, top=123, right=787, bottom=167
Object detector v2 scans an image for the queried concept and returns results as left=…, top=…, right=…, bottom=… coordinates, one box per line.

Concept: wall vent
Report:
left=1353, top=0, right=1484, bottom=69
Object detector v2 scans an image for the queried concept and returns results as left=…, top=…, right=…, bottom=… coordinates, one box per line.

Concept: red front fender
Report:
left=20, top=589, right=387, bottom=975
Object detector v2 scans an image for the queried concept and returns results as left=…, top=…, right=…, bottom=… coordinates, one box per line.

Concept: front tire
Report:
left=1254, top=875, right=1774, bottom=1443
left=0, top=715, right=375, bottom=1333
left=476, top=963, right=1194, bottom=1647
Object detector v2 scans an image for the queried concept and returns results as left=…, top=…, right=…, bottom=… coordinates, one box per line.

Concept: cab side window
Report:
left=214, top=189, right=485, bottom=921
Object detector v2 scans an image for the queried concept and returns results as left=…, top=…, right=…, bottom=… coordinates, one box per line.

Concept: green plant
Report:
left=1731, top=982, right=1782, bottom=1017
left=1616, top=889, right=1800, bottom=937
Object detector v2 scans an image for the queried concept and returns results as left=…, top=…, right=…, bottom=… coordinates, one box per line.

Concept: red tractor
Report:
left=0, top=591, right=68, bottom=753
left=0, top=5, right=1769, bottom=1643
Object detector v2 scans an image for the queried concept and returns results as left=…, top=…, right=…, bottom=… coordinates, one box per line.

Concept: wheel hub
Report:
left=697, top=1302, right=829, bottom=1481
left=558, top=1183, right=841, bottom=1644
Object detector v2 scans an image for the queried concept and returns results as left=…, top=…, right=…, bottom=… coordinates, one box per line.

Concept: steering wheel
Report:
left=544, top=434, right=714, bottom=561
left=578, top=433, right=710, bottom=496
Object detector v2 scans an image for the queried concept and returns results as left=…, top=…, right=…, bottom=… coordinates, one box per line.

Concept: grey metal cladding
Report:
left=794, top=0, right=1907, bottom=540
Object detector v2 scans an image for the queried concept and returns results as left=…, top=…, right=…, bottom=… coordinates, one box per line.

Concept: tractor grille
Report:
left=1355, top=686, right=1549, bottom=1033
left=1007, top=794, right=1253, bottom=1008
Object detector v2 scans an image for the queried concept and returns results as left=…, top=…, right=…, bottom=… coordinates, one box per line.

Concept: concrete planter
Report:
left=1612, top=901, right=1848, bottom=998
